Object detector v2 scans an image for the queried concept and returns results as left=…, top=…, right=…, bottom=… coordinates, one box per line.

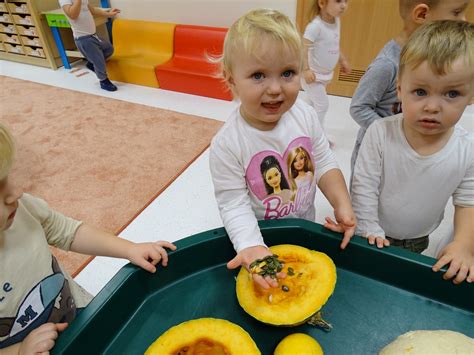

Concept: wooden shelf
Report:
left=0, top=0, right=67, bottom=69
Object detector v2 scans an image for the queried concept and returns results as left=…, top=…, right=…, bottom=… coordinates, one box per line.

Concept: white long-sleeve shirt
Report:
left=351, top=114, right=474, bottom=240
left=209, top=99, right=339, bottom=252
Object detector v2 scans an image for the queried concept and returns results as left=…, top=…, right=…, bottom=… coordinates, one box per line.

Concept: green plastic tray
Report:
left=53, top=219, right=473, bottom=354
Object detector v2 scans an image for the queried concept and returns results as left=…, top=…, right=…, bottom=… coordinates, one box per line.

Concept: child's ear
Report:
left=412, top=4, right=429, bottom=24
left=396, top=78, right=402, bottom=102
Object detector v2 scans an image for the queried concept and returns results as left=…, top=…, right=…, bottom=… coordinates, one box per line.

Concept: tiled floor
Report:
left=1, top=59, right=472, bottom=297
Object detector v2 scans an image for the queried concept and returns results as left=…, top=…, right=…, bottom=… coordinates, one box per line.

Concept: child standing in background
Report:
left=302, top=0, right=351, bottom=144
left=349, top=0, right=470, bottom=173
left=0, top=122, right=176, bottom=352
left=351, top=20, right=473, bottom=284
left=60, top=0, right=120, bottom=92
left=210, top=9, right=356, bottom=290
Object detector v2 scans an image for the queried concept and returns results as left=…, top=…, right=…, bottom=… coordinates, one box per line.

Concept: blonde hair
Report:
left=399, top=0, right=440, bottom=19
left=0, top=122, right=16, bottom=180
left=287, top=146, right=314, bottom=191
left=221, top=8, right=303, bottom=90
left=399, top=20, right=474, bottom=77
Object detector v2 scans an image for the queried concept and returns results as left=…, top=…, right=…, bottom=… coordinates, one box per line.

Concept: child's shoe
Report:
left=85, top=62, right=95, bottom=72
left=100, top=78, right=117, bottom=92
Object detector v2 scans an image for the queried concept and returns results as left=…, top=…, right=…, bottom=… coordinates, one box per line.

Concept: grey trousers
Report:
left=75, top=34, right=113, bottom=81
left=386, top=235, right=429, bottom=254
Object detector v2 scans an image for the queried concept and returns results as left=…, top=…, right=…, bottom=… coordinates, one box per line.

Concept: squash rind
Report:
left=145, top=318, right=261, bottom=354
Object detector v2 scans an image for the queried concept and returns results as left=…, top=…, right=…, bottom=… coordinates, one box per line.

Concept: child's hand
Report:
left=303, top=69, right=316, bottom=84
left=107, top=8, right=120, bottom=17
left=432, top=240, right=474, bottom=284
left=366, top=235, right=390, bottom=248
left=340, top=59, right=351, bottom=74
left=19, top=322, right=68, bottom=354
left=324, top=207, right=356, bottom=249
left=127, top=241, right=177, bottom=273
left=227, top=246, right=285, bottom=290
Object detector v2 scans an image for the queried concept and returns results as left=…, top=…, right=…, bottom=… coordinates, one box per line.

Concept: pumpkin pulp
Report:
left=174, top=338, right=229, bottom=355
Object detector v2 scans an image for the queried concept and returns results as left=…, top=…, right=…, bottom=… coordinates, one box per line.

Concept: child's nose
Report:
left=267, top=79, right=282, bottom=95
left=423, top=98, right=441, bottom=113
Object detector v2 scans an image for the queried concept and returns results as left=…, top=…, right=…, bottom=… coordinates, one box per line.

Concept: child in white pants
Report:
left=302, top=0, right=351, bottom=141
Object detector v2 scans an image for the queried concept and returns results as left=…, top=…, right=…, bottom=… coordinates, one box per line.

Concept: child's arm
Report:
left=339, top=52, right=351, bottom=74
left=0, top=323, right=68, bottom=355
left=303, top=38, right=316, bottom=84
left=70, top=224, right=176, bottom=273
left=307, top=108, right=355, bottom=247
left=318, top=169, right=356, bottom=249
left=61, top=0, right=82, bottom=20
left=432, top=206, right=474, bottom=284
left=210, top=139, right=281, bottom=290
left=87, top=5, right=120, bottom=18
left=349, top=59, right=397, bottom=129
left=350, top=121, right=389, bottom=247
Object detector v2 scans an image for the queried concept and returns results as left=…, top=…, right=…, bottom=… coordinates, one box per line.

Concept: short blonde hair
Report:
left=399, top=20, right=474, bottom=77
left=221, top=8, right=303, bottom=86
left=399, top=0, right=440, bottom=19
left=0, top=122, right=16, bottom=180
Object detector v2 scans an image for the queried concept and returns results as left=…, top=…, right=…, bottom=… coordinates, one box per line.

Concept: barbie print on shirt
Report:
left=246, top=137, right=315, bottom=220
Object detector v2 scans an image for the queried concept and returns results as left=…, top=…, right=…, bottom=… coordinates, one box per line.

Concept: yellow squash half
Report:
left=236, top=244, right=336, bottom=326
left=145, top=318, right=261, bottom=355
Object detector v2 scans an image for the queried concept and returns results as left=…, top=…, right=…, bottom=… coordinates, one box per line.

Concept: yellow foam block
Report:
left=107, top=19, right=176, bottom=88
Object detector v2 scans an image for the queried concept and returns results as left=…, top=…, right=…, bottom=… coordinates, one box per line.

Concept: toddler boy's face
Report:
left=427, top=0, right=470, bottom=21
left=0, top=177, right=22, bottom=231
left=228, top=36, right=301, bottom=131
left=397, top=58, right=473, bottom=139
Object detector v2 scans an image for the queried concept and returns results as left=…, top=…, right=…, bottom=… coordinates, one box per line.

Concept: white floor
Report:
left=1, top=59, right=472, bottom=297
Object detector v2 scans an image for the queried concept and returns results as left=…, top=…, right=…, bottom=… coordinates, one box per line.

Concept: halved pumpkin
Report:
left=236, top=244, right=336, bottom=327
left=274, top=333, right=324, bottom=355
left=145, top=318, right=261, bottom=355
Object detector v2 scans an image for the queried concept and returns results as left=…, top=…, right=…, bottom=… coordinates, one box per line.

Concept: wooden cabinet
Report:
left=296, top=0, right=474, bottom=97
left=0, top=0, right=64, bottom=69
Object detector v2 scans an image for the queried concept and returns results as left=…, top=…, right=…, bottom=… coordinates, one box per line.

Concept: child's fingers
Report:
left=453, top=264, right=469, bottom=285
left=367, top=236, right=376, bottom=245
left=227, top=255, right=242, bottom=270
left=340, top=230, right=352, bottom=250
left=55, top=323, right=68, bottom=332
left=383, top=239, right=390, bottom=247
left=156, top=241, right=177, bottom=251
left=432, top=254, right=452, bottom=272
left=142, top=260, right=157, bottom=273
left=443, top=259, right=461, bottom=280
left=467, top=265, right=474, bottom=283
left=153, top=245, right=169, bottom=266
left=376, top=238, right=385, bottom=249
left=252, top=274, right=270, bottom=289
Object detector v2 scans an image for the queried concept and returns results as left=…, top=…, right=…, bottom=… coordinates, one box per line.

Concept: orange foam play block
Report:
left=107, top=19, right=176, bottom=88
left=155, top=24, right=232, bottom=101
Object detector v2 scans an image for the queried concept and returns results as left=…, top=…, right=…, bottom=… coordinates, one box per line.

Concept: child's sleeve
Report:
left=309, top=108, right=339, bottom=182
left=350, top=123, right=386, bottom=238
left=209, top=138, right=265, bottom=253
left=20, top=193, right=82, bottom=250
left=349, top=60, right=397, bottom=129
left=453, top=139, right=474, bottom=208
left=303, top=20, right=321, bottom=42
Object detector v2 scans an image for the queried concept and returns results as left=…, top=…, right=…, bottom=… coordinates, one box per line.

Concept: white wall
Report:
left=109, top=0, right=297, bottom=27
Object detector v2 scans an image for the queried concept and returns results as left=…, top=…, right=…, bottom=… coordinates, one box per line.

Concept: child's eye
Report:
left=252, top=72, right=264, bottom=80
left=282, top=70, right=295, bottom=78
left=446, top=90, right=460, bottom=98
left=414, top=89, right=426, bottom=96
left=452, top=10, right=462, bottom=17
